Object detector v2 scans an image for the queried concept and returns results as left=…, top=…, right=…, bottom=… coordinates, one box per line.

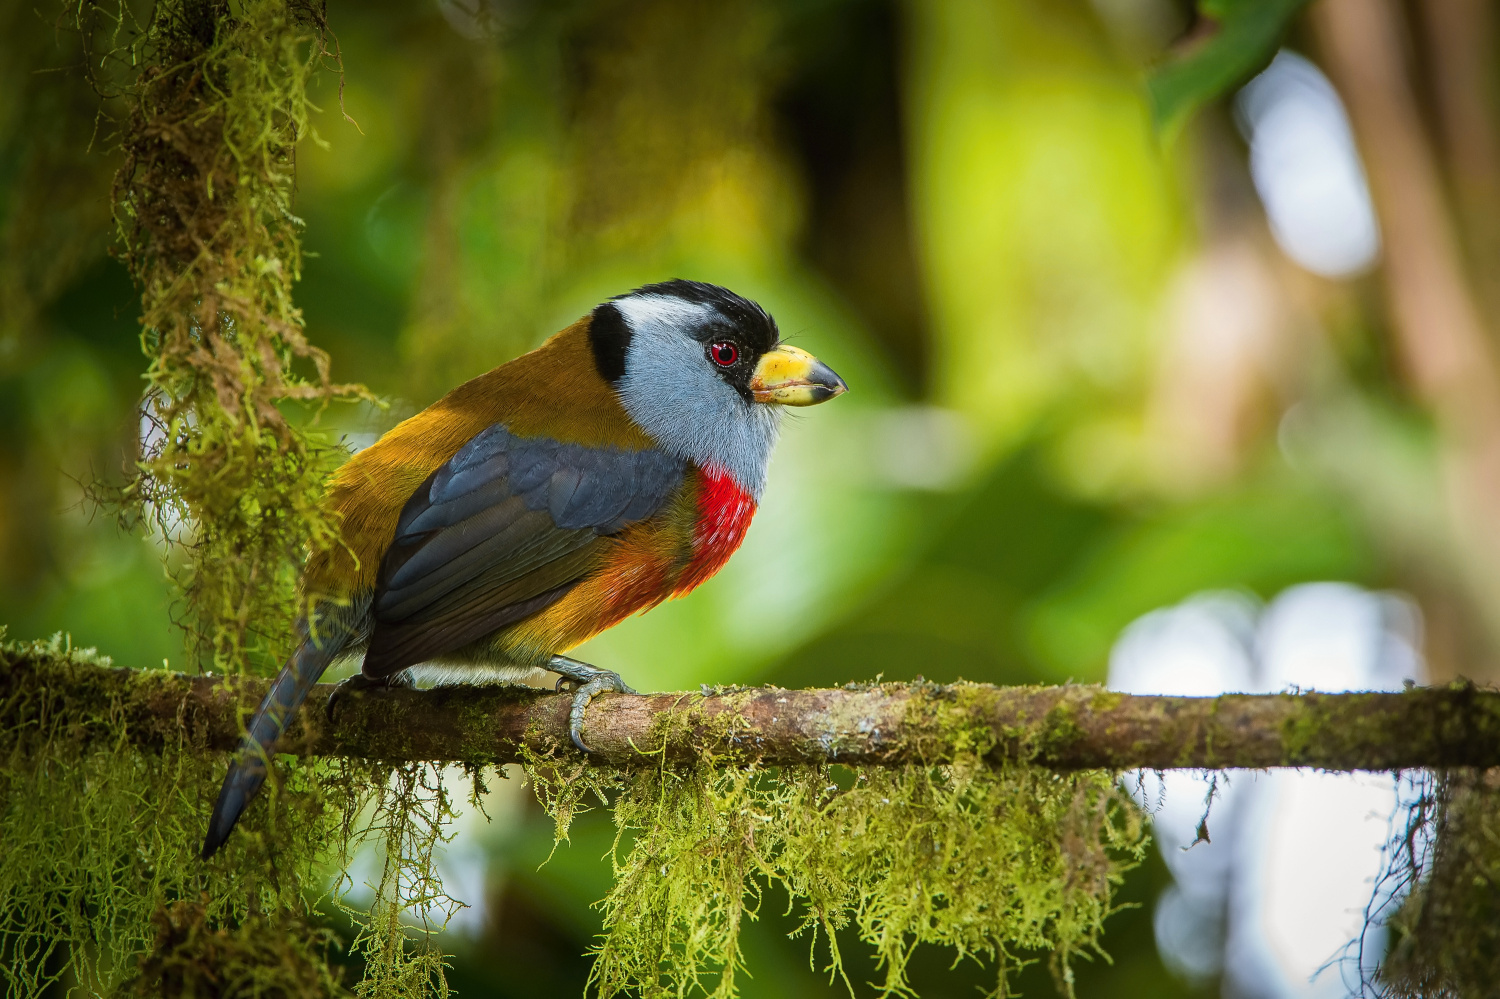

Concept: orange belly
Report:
left=490, top=464, right=758, bottom=664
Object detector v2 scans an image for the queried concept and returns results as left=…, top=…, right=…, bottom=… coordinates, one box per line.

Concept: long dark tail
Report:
left=201, top=622, right=347, bottom=859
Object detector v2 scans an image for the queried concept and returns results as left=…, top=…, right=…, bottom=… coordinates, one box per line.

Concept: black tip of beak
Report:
left=805, top=383, right=845, bottom=404
left=809, top=361, right=848, bottom=402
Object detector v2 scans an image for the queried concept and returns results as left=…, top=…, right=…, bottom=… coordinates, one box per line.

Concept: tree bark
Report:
left=6, top=647, right=1500, bottom=770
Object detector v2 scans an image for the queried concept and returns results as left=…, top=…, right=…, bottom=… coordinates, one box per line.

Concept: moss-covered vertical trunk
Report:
left=105, top=0, right=369, bottom=675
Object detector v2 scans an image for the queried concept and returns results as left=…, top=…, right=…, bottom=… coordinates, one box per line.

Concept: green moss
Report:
left=80, top=0, right=374, bottom=677
left=1087, top=689, right=1125, bottom=714
left=514, top=690, right=1148, bottom=999
left=0, top=634, right=342, bottom=995
left=1279, top=692, right=1370, bottom=764
left=29, top=638, right=1500, bottom=998
left=1273, top=684, right=1500, bottom=771
left=1, top=634, right=470, bottom=998
left=564, top=759, right=1144, bottom=999
left=1034, top=704, right=1087, bottom=764
left=905, top=683, right=1002, bottom=760
left=125, top=900, right=349, bottom=998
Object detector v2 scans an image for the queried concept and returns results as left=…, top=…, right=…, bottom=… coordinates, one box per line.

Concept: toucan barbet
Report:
left=200, top=280, right=847, bottom=858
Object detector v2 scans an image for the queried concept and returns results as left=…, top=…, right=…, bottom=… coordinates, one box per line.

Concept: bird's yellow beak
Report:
left=749, top=344, right=848, bottom=406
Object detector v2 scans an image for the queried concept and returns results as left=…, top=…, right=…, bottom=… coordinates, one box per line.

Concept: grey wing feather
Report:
left=546, top=463, right=585, bottom=524
left=616, top=449, right=687, bottom=528
left=508, top=440, right=560, bottom=494
left=558, top=455, right=633, bottom=528
left=363, top=425, right=686, bottom=676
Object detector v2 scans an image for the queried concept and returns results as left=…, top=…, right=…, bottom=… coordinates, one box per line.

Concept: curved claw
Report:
left=567, top=675, right=636, bottom=753
left=547, top=655, right=636, bottom=753
left=325, top=671, right=413, bottom=724
left=324, top=676, right=357, bottom=724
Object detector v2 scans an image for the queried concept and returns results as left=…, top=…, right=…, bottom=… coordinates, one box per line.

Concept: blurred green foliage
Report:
left=1147, top=0, right=1310, bottom=137
left=0, top=0, right=1464, bottom=993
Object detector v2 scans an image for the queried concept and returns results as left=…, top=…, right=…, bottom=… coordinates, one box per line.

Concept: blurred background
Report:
left=3, top=0, right=1498, bottom=994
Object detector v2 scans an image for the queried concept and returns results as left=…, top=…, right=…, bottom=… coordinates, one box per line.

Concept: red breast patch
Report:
left=676, top=465, right=757, bottom=595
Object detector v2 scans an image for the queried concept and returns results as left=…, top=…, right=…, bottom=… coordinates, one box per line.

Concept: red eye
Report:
left=709, top=341, right=738, bottom=367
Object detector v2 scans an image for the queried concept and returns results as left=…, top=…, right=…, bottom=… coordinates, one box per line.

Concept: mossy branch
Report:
left=5, top=644, right=1497, bottom=770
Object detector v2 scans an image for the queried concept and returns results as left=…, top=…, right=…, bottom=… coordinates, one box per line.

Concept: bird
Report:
left=200, top=279, right=847, bottom=858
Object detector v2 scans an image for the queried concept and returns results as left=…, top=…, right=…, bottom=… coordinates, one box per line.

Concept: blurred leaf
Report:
left=907, top=0, right=1181, bottom=456
left=1147, top=0, right=1310, bottom=137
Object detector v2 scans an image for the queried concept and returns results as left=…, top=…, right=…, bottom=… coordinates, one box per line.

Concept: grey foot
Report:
left=548, top=655, right=636, bottom=753
left=325, top=669, right=414, bottom=723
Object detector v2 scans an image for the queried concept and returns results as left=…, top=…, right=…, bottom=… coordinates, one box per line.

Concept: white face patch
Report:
left=612, top=294, right=782, bottom=499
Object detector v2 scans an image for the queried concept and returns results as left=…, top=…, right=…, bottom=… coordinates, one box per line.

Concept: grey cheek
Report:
left=616, top=325, right=781, bottom=499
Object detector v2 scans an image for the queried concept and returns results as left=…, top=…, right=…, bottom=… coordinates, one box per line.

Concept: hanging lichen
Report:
left=1, top=622, right=1147, bottom=999
left=518, top=705, right=1148, bottom=999
left=0, top=633, right=470, bottom=997
left=1379, top=769, right=1500, bottom=997
left=588, top=761, right=1141, bottom=999
left=332, top=762, right=470, bottom=999
left=0, top=633, right=338, bottom=995
left=91, top=0, right=372, bottom=675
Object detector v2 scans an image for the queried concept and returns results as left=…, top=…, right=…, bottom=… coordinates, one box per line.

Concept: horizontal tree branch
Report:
left=5, top=646, right=1500, bottom=770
